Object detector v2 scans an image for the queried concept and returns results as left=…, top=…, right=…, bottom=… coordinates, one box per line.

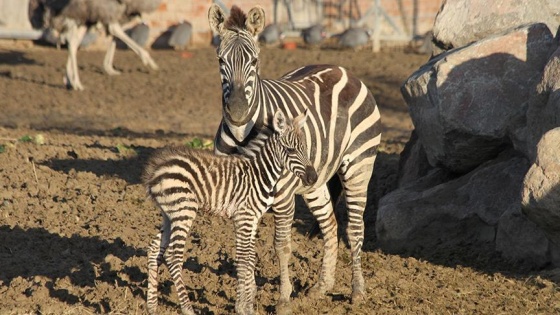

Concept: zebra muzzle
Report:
left=302, top=166, right=318, bottom=186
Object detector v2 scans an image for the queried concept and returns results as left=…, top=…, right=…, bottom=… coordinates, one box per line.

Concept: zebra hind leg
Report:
left=164, top=215, right=197, bottom=315
left=339, top=154, right=378, bottom=304
left=147, top=214, right=171, bottom=315
left=303, top=184, right=338, bottom=297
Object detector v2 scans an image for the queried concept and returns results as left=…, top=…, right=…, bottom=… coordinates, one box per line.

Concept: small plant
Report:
left=186, top=137, right=213, bottom=150
left=18, top=135, right=33, bottom=142
left=17, top=134, right=45, bottom=145
left=115, top=144, right=138, bottom=157
left=0, top=144, right=5, bottom=153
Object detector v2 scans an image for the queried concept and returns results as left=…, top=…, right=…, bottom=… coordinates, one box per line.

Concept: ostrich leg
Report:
left=106, top=22, right=159, bottom=72
left=103, top=39, right=121, bottom=75
left=63, top=20, right=87, bottom=90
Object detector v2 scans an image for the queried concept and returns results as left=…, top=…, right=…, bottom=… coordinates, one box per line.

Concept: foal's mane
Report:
left=224, top=5, right=247, bottom=31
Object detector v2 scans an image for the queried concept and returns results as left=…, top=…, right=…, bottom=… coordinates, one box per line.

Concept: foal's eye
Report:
left=250, top=58, right=258, bottom=66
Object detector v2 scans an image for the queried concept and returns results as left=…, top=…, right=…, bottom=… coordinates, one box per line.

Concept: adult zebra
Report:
left=209, top=4, right=382, bottom=312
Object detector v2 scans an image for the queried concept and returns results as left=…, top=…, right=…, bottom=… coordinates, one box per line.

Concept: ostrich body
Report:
left=37, top=0, right=161, bottom=90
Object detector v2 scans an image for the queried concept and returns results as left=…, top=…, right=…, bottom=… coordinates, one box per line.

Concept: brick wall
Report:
left=143, top=0, right=444, bottom=47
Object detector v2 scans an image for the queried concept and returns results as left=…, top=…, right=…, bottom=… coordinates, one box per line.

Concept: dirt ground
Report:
left=0, top=42, right=559, bottom=315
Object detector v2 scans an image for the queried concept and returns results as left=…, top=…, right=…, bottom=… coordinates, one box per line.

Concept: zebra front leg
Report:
left=272, top=195, right=296, bottom=315
left=234, top=212, right=260, bottom=315
left=147, top=215, right=171, bottom=315
left=339, top=154, right=378, bottom=303
left=303, top=184, right=338, bottom=297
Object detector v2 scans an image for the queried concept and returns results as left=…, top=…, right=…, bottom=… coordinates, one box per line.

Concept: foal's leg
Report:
left=147, top=214, right=171, bottom=315
left=271, top=192, right=296, bottom=315
left=233, top=210, right=260, bottom=315
left=165, top=212, right=197, bottom=315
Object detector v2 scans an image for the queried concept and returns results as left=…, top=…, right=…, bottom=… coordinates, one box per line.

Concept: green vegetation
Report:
left=186, top=137, right=213, bottom=150
left=115, top=144, right=138, bottom=157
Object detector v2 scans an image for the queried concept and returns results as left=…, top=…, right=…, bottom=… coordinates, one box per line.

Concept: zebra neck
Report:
left=254, top=81, right=279, bottom=126
left=251, top=137, right=283, bottom=194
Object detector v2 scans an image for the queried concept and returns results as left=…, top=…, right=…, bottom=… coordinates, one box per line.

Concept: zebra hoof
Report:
left=307, top=284, right=327, bottom=299
left=181, top=308, right=196, bottom=315
left=235, top=303, right=255, bottom=315
left=275, top=300, right=292, bottom=315
left=350, top=290, right=365, bottom=304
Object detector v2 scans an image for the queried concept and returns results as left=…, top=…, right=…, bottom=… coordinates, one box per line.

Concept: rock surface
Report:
left=402, top=23, right=555, bottom=174
left=521, top=128, right=560, bottom=245
left=377, top=151, right=530, bottom=254
left=432, top=0, right=560, bottom=52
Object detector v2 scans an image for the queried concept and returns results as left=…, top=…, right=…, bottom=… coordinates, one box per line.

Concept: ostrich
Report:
left=35, top=0, right=161, bottom=90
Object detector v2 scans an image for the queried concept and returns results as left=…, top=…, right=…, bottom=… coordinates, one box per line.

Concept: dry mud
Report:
left=0, top=43, right=558, bottom=314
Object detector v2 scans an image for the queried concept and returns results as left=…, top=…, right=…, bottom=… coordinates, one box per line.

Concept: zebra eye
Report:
left=250, top=58, right=258, bottom=66
left=217, top=56, right=225, bottom=64
left=286, top=147, right=296, bottom=154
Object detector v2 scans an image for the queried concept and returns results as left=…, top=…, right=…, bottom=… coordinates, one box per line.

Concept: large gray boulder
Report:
left=496, top=206, right=551, bottom=268
left=397, top=130, right=432, bottom=187
left=521, top=128, right=560, bottom=245
left=432, top=0, right=560, bottom=52
left=377, top=151, right=530, bottom=253
left=519, top=45, right=560, bottom=160
left=402, top=23, right=555, bottom=174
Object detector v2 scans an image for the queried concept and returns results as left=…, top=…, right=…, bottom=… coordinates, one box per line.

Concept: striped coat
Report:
left=209, top=4, right=382, bottom=314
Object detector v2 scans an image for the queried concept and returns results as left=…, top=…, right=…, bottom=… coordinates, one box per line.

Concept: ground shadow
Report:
left=0, top=225, right=145, bottom=312
left=44, top=144, right=154, bottom=185
left=0, top=50, right=38, bottom=66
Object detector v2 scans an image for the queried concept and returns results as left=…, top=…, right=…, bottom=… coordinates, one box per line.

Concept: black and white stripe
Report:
left=209, top=5, right=382, bottom=311
left=144, top=111, right=316, bottom=315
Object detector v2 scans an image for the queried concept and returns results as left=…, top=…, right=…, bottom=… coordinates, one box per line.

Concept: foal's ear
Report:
left=208, top=4, right=227, bottom=35
left=293, top=109, right=309, bottom=130
left=246, top=6, right=266, bottom=37
left=272, top=110, right=287, bottom=134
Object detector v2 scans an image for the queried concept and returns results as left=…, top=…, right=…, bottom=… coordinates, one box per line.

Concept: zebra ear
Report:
left=293, top=109, right=309, bottom=130
left=246, top=6, right=266, bottom=37
left=272, top=111, right=287, bottom=134
left=208, top=4, right=226, bottom=35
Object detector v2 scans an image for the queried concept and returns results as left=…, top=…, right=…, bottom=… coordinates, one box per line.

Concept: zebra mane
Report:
left=224, top=5, right=247, bottom=31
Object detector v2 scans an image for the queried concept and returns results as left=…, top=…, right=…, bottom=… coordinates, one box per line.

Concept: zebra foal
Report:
left=209, top=4, right=382, bottom=313
left=144, top=110, right=317, bottom=315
